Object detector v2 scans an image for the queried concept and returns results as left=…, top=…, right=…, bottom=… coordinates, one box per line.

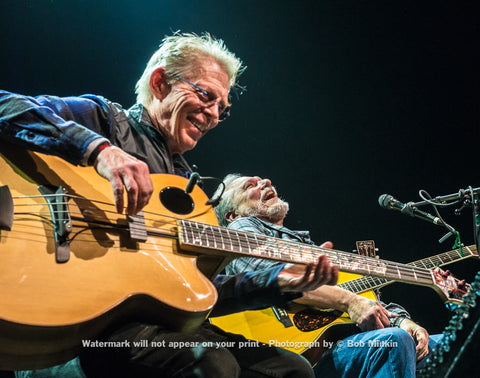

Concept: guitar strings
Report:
left=13, top=193, right=181, bottom=222
left=12, top=195, right=180, bottom=240
left=341, top=248, right=474, bottom=294
left=9, top=195, right=471, bottom=287
left=211, top=223, right=433, bottom=279
left=10, top=200, right=467, bottom=300
left=179, top=220, right=436, bottom=283
left=9, top=194, right=463, bottom=276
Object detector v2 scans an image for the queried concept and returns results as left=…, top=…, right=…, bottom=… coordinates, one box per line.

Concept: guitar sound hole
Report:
left=159, top=187, right=194, bottom=215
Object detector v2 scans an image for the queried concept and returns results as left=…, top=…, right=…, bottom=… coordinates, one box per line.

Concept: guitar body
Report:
left=0, top=148, right=220, bottom=369
left=211, top=272, right=377, bottom=365
left=1, top=147, right=473, bottom=370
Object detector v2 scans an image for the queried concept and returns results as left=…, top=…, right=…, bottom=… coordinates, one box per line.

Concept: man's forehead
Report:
left=187, top=59, right=229, bottom=85
left=228, top=176, right=263, bottom=191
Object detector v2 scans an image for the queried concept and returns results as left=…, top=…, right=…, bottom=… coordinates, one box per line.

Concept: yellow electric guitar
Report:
left=211, top=242, right=476, bottom=365
left=0, top=147, right=472, bottom=370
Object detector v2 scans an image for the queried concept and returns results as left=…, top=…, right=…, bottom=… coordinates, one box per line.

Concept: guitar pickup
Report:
left=0, top=185, right=14, bottom=231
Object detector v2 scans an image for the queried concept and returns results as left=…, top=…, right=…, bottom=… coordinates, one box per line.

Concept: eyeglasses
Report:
left=176, top=76, right=231, bottom=122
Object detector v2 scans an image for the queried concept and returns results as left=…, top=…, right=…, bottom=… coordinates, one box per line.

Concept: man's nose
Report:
left=259, top=178, right=272, bottom=189
left=203, top=101, right=221, bottom=121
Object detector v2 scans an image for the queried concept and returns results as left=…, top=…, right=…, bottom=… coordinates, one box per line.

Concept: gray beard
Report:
left=244, top=199, right=289, bottom=224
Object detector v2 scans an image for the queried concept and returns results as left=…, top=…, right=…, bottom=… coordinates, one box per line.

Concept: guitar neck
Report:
left=340, top=245, right=477, bottom=294
left=178, top=220, right=435, bottom=287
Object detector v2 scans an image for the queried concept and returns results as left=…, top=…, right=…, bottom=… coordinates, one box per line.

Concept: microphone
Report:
left=378, top=194, right=442, bottom=225
left=185, top=172, right=201, bottom=194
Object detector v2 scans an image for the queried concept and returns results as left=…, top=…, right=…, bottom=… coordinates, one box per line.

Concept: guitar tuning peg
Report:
left=439, top=270, right=451, bottom=278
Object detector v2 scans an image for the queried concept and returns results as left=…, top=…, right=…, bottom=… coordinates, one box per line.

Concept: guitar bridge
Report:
left=39, top=185, right=72, bottom=263
left=272, top=307, right=294, bottom=328
left=127, top=211, right=148, bottom=242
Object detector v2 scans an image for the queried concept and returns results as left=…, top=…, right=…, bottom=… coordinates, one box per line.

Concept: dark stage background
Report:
left=1, top=1, right=479, bottom=334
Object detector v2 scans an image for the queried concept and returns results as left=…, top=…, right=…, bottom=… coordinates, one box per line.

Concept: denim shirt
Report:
left=0, top=90, right=190, bottom=175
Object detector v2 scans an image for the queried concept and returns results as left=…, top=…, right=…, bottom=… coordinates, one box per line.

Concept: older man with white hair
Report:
left=215, top=173, right=443, bottom=378
left=0, top=33, right=339, bottom=378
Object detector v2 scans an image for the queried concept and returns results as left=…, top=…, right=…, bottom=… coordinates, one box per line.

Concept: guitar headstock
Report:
left=469, top=244, right=479, bottom=258
left=354, top=240, right=379, bottom=258
left=432, top=267, right=471, bottom=304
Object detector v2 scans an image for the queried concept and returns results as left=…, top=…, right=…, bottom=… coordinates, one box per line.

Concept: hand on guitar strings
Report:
left=94, top=145, right=154, bottom=215
left=397, top=318, right=430, bottom=360
left=277, top=242, right=339, bottom=293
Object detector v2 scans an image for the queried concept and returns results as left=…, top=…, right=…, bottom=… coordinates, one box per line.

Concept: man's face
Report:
left=226, top=176, right=289, bottom=225
left=150, top=58, right=230, bottom=155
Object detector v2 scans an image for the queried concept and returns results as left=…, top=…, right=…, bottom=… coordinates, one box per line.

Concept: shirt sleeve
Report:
left=225, top=217, right=284, bottom=275
left=0, top=90, right=115, bottom=165
left=210, top=264, right=301, bottom=317
left=379, top=300, right=412, bottom=326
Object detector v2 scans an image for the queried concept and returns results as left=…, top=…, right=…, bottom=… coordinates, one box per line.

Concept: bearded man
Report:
left=0, top=33, right=337, bottom=378
left=215, top=174, right=443, bottom=378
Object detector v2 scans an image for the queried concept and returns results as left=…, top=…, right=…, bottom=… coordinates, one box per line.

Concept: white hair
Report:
left=214, top=173, right=243, bottom=227
left=135, top=32, right=245, bottom=108
left=214, top=174, right=289, bottom=227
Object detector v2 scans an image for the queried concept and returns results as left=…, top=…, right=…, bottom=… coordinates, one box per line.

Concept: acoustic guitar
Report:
left=211, top=244, right=476, bottom=365
left=0, top=148, right=470, bottom=370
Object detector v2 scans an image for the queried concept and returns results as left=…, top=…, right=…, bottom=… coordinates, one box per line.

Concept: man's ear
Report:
left=225, top=211, right=239, bottom=223
left=149, top=67, right=171, bottom=100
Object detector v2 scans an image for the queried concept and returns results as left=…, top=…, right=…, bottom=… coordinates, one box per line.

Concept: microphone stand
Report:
left=471, top=190, right=480, bottom=255
left=410, top=187, right=480, bottom=208
left=383, top=186, right=480, bottom=246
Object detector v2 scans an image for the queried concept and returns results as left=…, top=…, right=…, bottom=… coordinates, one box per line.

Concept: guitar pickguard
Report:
left=293, top=309, right=344, bottom=332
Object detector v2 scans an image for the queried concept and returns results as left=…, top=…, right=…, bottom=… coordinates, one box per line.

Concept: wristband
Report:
left=87, top=141, right=112, bottom=166
left=392, top=316, right=406, bottom=327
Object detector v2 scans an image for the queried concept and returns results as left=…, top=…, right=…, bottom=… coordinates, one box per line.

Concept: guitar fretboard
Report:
left=340, top=245, right=477, bottom=294
left=178, top=220, right=434, bottom=286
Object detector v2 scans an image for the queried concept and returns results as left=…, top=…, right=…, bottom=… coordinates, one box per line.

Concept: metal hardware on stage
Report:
left=418, top=271, right=480, bottom=377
